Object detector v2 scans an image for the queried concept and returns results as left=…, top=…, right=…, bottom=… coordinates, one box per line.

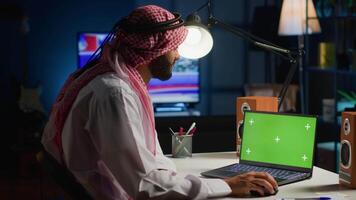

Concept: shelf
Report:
left=304, top=2, right=355, bottom=172
left=306, top=67, right=356, bottom=76
left=308, top=15, right=356, bottom=21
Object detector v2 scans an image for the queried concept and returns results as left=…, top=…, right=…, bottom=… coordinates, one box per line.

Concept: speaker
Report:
left=339, top=111, right=356, bottom=188
left=236, top=96, right=278, bottom=157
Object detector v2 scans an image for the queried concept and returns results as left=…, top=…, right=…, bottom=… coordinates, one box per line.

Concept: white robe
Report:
left=42, top=72, right=231, bottom=199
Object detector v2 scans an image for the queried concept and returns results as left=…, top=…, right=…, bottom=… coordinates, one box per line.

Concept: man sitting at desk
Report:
left=41, top=5, right=278, bottom=199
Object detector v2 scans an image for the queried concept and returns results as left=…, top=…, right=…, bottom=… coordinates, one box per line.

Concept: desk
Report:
left=169, top=152, right=356, bottom=199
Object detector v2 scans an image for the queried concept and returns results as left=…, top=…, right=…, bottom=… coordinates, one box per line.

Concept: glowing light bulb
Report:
left=178, top=25, right=213, bottom=59
left=185, top=27, right=202, bottom=45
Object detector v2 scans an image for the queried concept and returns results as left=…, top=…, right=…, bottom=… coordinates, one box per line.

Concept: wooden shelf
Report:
left=308, top=15, right=356, bottom=20
left=306, top=67, right=356, bottom=76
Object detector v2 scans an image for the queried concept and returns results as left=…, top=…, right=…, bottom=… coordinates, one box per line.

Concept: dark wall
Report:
left=0, top=0, right=134, bottom=174
left=0, top=0, right=134, bottom=113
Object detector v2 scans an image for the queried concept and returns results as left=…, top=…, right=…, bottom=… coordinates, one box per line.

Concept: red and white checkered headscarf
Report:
left=111, top=5, right=188, bottom=68
left=46, top=5, right=187, bottom=163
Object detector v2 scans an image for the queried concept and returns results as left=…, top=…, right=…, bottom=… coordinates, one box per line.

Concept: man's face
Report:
left=148, top=50, right=180, bottom=81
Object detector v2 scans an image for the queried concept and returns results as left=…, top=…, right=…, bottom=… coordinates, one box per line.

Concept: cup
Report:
left=172, top=133, right=192, bottom=158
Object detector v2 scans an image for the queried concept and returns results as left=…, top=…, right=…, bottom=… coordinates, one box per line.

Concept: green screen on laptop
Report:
left=240, top=111, right=317, bottom=169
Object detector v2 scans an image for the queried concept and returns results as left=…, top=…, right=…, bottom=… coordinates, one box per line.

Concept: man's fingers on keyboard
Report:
left=252, top=178, right=275, bottom=194
left=253, top=172, right=278, bottom=189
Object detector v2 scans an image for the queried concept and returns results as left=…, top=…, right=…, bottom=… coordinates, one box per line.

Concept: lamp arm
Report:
left=208, top=16, right=297, bottom=62
left=254, top=42, right=294, bottom=62
left=194, top=0, right=211, bottom=13
left=278, top=62, right=298, bottom=111
left=208, top=16, right=303, bottom=111
left=254, top=42, right=293, bottom=62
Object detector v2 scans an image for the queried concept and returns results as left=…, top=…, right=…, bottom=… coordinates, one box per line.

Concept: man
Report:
left=42, top=5, right=278, bottom=199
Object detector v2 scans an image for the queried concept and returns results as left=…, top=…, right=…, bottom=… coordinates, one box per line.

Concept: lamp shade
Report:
left=278, top=0, right=321, bottom=35
left=178, top=14, right=213, bottom=59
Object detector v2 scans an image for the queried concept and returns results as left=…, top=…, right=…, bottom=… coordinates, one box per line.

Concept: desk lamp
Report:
left=178, top=0, right=305, bottom=156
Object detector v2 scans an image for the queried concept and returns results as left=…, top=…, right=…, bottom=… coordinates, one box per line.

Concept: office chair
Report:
left=36, top=149, right=93, bottom=200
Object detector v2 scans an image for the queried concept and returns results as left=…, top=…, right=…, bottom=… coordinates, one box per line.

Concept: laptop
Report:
left=201, top=111, right=317, bottom=186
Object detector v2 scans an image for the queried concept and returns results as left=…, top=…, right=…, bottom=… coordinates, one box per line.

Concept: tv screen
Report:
left=77, top=33, right=200, bottom=105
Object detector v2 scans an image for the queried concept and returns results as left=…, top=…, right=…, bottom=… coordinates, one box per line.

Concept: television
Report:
left=77, top=33, right=200, bottom=107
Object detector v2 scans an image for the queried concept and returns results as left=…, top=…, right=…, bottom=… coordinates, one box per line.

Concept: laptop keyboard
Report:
left=226, top=164, right=309, bottom=180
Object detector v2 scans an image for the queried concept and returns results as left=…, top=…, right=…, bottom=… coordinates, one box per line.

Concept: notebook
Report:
left=201, top=111, right=317, bottom=186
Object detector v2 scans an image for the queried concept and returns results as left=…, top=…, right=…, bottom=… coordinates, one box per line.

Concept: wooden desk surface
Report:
left=169, top=152, right=356, bottom=199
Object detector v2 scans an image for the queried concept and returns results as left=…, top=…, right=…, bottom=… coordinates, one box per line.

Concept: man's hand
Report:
left=224, top=171, right=278, bottom=197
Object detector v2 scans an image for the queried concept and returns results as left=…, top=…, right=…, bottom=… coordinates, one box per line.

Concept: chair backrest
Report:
left=37, top=150, right=93, bottom=200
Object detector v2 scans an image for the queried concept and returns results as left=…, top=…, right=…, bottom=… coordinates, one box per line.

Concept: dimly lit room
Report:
left=1, top=0, right=356, bottom=199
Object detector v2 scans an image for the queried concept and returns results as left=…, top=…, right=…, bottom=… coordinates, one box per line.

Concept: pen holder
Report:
left=172, top=133, right=192, bottom=158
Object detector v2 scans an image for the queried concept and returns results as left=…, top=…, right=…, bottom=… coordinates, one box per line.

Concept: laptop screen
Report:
left=240, top=111, right=317, bottom=169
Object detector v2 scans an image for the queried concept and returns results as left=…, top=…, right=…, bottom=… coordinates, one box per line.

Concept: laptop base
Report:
left=201, top=163, right=312, bottom=186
